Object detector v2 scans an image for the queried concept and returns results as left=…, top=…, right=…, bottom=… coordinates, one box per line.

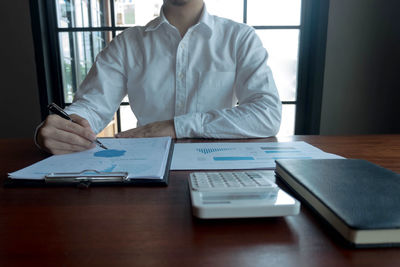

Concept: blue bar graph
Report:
left=213, top=157, right=255, bottom=161
left=264, top=150, right=300, bottom=154
left=196, top=147, right=235, bottom=155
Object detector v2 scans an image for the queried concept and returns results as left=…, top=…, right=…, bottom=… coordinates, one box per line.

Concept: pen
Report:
left=48, top=103, right=108, bottom=150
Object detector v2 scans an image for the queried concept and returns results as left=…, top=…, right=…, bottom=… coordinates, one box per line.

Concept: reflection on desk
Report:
left=0, top=135, right=400, bottom=266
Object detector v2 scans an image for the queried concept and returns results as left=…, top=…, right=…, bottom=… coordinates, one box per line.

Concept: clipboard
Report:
left=5, top=139, right=174, bottom=188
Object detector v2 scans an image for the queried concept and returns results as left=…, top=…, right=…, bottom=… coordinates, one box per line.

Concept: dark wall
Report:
left=0, top=1, right=41, bottom=138
left=320, top=0, right=400, bottom=134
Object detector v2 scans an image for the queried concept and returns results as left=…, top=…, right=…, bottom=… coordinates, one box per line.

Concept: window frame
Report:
left=296, top=0, right=330, bottom=134
left=30, top=0, right=330, bottom=135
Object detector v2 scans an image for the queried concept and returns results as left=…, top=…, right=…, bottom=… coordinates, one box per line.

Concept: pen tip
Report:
left=94, top=139, right=107, bottom=149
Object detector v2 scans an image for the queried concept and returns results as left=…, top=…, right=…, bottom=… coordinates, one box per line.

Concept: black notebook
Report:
left=275, top=159, right=400, bottom=247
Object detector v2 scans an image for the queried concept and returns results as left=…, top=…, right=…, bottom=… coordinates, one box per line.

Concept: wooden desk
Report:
left=1, top=135, right=399, bottom=266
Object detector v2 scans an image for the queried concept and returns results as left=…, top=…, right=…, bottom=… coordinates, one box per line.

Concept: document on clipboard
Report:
left=7, top=136, right=173, bottom=186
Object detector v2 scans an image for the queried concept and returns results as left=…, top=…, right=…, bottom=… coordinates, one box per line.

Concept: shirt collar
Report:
left=196, top=4, right=213, bottom=37
left=145, top=4, right=213, bottom=38
left=144, top=7, right=169, bottom=32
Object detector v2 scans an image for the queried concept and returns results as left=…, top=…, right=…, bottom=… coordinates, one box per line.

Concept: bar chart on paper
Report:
left=171, top=141, right=343, bottom=170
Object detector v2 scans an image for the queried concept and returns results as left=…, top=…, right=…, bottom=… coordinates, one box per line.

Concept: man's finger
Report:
left=40, top=124, right=95, bottom=149
left=116, top=128, right=142, bottom=138
left=52, top=128, right=96, bottom=148
left=43, top=138, right=95, bottom=154
left=55, top=119, right=97, bottom=142
left=46, top=114, right=96, bottom=141
left=70, top=114, right=93, bottom=129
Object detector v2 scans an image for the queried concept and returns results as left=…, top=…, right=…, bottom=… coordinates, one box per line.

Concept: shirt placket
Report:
left=175, top=32, right=190, bottom=116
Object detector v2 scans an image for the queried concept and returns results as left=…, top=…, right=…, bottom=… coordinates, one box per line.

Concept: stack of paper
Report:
left=171, top=141, right=343, bottom=170
left=9, top=137, right=172, bottom=180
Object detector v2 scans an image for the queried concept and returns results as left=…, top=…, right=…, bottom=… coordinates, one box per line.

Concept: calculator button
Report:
left=190, top=171, right=277, bottom=192
left=226, top=181, right=241, bottom=187
left=255, top=178, right=273, bottom=186
left=246, top=172, right=262, bottom=178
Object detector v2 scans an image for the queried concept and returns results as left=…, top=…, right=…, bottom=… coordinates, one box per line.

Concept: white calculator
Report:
left=189, top=171, right=300, bottom=219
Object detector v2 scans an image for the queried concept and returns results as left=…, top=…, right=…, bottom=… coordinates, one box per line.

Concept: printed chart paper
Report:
left=8, top=137, right=172, bottom=180
left=171, top=141, right=343, bottom=170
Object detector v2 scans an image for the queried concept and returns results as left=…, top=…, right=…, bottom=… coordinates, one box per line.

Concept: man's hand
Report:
left=37, top=114, right=97, bottom=155
left=116, top=120, right=176, bottom=138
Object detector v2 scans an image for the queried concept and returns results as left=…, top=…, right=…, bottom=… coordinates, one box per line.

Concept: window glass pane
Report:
left=204, top=0, right=243, bottom=23
left=114, top=0, right=163, bottom=27
left=120, top=105, right=137, bottom=131
left=257, top=29, right=299, bottom=102
left=277, top=104, right=295, bottom=136
left=247, top=0, right=301, bottom=26
left=59, top=31, right=111, bottom=103
left=56, top=0, right=112, bottom=28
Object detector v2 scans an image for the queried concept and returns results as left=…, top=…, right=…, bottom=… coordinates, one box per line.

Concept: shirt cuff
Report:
left=33, top=121, right=45, bottom=150
left=174, top=113, right=203, bottom=138
left=64, top=105, right=98, bottom=133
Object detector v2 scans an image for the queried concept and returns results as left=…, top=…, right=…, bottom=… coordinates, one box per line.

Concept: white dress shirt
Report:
left=65, top=6, right=282, bottom=138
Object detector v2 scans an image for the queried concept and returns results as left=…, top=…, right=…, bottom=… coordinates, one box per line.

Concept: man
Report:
left=37, top=0, right=282, bottom=155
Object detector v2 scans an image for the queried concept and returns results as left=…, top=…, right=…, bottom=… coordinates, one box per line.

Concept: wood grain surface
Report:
left=1, top=135, right=399, bottom=266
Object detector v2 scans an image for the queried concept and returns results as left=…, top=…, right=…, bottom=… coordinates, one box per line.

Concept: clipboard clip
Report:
left=45, top=170, right=129, bottom=188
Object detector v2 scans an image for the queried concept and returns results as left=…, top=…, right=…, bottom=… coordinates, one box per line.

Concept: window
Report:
left=31, top=0, right=329, bottom=136
left=197, top=0, right=300, bottom=136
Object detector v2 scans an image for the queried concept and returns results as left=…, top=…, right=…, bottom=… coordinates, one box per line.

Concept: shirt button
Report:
left=179, top=73, right=184, bottom=79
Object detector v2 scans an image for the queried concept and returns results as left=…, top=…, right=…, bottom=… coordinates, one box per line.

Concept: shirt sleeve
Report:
left=64, top=37, right=127, bottom=134
left=174, top=27, right=282, bottom=139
